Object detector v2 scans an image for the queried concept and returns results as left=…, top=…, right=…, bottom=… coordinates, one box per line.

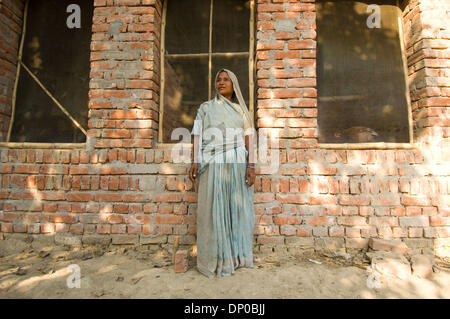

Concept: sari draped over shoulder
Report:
left=191, top=69, right=255, bottom=278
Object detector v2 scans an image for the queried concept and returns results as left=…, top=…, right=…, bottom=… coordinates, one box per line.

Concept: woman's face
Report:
left=216, top=71, right=234, bottom=99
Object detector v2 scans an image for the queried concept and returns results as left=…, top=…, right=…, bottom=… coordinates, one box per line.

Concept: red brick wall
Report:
left=0, top=0, right=449, bottom=257
left=404, top=0, right=450, bottom=146
left=253, top=0, right=449, bottom=256
left=0, top=0, right=25, bottom=141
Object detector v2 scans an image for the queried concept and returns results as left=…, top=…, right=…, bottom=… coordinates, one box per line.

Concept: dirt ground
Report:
left=0, top=237, right=449, bottom=299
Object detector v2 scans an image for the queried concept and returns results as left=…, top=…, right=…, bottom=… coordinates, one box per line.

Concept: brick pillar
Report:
left=402, top=2, right=450, bottom=257
left=0, top=0, right=25, bottom=142
left=255, top=0, right=318, bottom=246
left=256, top=0, right=318, bottom=152
left=402, top=0, right=450, bottom=150
left=87, top=0, right=162, bottom=150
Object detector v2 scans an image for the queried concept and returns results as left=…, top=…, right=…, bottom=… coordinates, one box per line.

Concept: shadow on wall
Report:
left=255, top=143, right=449, bottom=259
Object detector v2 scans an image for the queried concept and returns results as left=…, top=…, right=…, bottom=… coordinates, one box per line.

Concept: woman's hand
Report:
left=245, top=167, right=255, bottom=188
left=189, top=163, right=199, bottom=183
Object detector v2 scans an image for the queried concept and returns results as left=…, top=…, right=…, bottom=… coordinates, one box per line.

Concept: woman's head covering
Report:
left=214, top=68, right=254, bottom=130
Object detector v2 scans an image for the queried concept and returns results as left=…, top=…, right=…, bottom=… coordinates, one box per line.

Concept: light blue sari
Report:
left=192, top=71, right=255, bottom=277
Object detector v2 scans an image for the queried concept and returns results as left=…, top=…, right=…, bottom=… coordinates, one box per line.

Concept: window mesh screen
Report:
left=10, top=0, right=92, bottom=143
left=163, top=0, right=251, bottom=143
left=316, top=0, right=410, bottom=143
left=212, top=0, right=250, bottom=52
left=165, top=0, right=210, bottom=54
left=163, top=56, right=208, bottom=142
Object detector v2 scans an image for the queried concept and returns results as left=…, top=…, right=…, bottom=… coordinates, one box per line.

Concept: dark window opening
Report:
left=316, top=0, right=411, bottom=143
left=10, top=0, right=92, bottom=143
left=161, top=0, right=253, bottom=143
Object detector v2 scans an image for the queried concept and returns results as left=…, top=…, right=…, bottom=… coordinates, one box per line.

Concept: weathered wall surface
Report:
left=0, top=0, right=449, bottom=257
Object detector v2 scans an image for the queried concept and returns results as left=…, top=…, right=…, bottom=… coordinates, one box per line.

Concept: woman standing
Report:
left=189, top=69, right=256, bottom=278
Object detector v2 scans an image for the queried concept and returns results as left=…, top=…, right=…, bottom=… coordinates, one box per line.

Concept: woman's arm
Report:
left=245, top=133, right=255, bottom=188
left=245, top=134, right=255, bottom=165
left=189, top=135, right=199, bottom=183
left=192, top=135, right=199, bottom=163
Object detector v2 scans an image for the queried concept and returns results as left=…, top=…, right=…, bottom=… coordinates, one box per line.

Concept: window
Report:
left=160, top=0, right=255, bottom=143
left=7, top=0, right=92, bottom=143
left=316, top=0, right=412, bottom=144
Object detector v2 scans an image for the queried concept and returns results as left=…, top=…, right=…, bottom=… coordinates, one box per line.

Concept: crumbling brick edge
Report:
left=1, top=232, right=447, bottom=258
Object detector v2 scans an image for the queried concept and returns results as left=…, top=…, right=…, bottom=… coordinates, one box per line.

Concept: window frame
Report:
left=158, top=0, right=256, bottom=145
left=315, top=0, right=415, bottom=149
left=4, top=0, right=90, bottom=147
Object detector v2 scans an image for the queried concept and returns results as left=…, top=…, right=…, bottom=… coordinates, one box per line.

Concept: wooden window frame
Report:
left=158, top=0, right=255, bottom=146
left=316, top=0, right=415, bottom=150
left=1, top=0, right=88, bottom=149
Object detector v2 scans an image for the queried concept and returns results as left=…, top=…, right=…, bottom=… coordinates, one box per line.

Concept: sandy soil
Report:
left=0, top=238, right=449, bottom=299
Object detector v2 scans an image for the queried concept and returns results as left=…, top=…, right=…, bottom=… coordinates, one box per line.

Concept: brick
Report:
left=50, top=214, right=78, bottom=224
left=329, top=226, right=345, bottom=237
left=297, top=226, right=313, bottom=237
left=312, top=226, right=328, bottom=237
left=401, top=196, right=431, bottom=206
left=273, top=216, right=302, bottom=225
left=285, top=236, right=314, bottom=248
left=154, top=193, right=182, bottom=202
left=257, top=235, right=285, bottom=245
left=154, top=215, right=182, bottom=225
left=378, top=226, right=395, bottom=239
left=304, top=217, right=335, bottom=226
left=339, top=195, right=371, bottom=206
left=127, top=224, right=142, bottom=234
left=13, top=224, right=27, bottom=233
left=337, top=216, right=367, bottom=226
left=345, top=227, right=361, bottom=238
left=112, top=234, right=139, bottom=245
left=1, top=223, right=13, bottom=232
left=409, top=227, right=423, bottom=238
left=66, top=192, right=94, bottom=202
left=411, top=254, right=434, bottom=278
left=369, top=238, right=409, bottom=255
left=280, top=225, right=297, bottom=236
left=369, top=252, right=411, bottom=279
left=369, top=217, right=399, bottom=227
left=345, top=238, right=369, bottom=249
left=69, top=224, right=83, bottom=235
left=55, top=233, right=81, bottom=246
left=406, top=207, right=422, bottom=216
left=140, top=235, right=168, bottom=245
left=55, top=224, right=69, bottom=234
left=174, top=249, right=188, bottom=273
left=392, top=227, right=408, bottom=238
left=399, top=216, right=430, bottom=227
left=97, top=224, right=111, bottom=234
left=430, top=216, right=450, bottom=226
left=309, top=195, right=337, bottom=205
left=359, top=206, right=374, bottom=216
left=110, top=223, right=126, bottom=233
left=361, top=226, right=378, bottom=238
left=373, top=194, right=401, bottom=206
left=315, top=238, right=345, bottom=252
left=276, top=194, right=307, bottom=204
